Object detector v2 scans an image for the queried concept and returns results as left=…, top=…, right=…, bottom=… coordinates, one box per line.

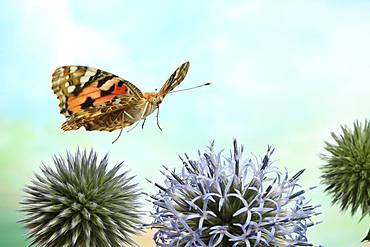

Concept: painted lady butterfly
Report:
left=52, top=62, right=194, bottom=136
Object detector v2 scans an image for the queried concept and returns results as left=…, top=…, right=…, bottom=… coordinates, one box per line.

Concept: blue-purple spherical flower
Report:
left=149, top=140, right=321, bottom=247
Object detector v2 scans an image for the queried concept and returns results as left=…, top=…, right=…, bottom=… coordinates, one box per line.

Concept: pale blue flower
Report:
left=149, top=140, right=321, bottom=247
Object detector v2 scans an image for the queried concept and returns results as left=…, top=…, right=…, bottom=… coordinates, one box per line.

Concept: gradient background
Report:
left=0, top=0, right=369, bottom=246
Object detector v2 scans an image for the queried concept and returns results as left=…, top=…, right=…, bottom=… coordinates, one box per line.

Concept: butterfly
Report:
left=51, top=62, right=204, bottom=140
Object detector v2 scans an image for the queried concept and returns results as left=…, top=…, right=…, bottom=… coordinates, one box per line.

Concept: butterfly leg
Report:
left=127, top=120, right=141, bottom=133
left=135, top=101, right=149, bottom=130
left=156, top=105, right=162, bottom=131
left=112, top=113, right=126, bottom=144
left=112, top=111, right=135, bottom=144
left=126, top=101, right=149, bottom=131
left=126, top=109, right=144, bottom=133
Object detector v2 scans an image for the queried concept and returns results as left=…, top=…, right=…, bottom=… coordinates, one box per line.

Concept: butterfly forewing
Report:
left=52, top=66, right=147, bottom=131
left=52, top=66, right=143, bottom=117
left=158, top=61, right=190, bottom=98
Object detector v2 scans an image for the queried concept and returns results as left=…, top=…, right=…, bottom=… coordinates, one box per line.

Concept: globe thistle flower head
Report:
left=149, top=140, right=321, bottom=247
left=321, top=120, right=370, bottom=220
left=20, top=149, right=143, bottom=247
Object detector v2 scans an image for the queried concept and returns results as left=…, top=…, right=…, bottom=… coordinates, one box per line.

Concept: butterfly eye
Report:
left=157, top=96, right=163, bottom=104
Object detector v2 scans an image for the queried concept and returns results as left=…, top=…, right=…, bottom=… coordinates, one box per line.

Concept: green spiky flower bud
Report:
left=19, top=149, right=143, bottom=247
left=321, top=120, right=370, bottom=220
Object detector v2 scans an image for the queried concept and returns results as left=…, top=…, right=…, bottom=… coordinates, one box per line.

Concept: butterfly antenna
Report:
left=112, top=113, right=125, bottom=144
left=168, top=82, right=211, bottom=94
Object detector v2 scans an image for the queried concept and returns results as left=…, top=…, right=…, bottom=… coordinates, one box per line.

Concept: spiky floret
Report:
left=149, top=140, right=321, bottom=247
left=321, top=120, right=370, bottom=220
left=20, top=149, right=142, bottom=247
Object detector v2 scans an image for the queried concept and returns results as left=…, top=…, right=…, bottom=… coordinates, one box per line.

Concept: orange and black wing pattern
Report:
left=51, top=66, right=144, bottom=130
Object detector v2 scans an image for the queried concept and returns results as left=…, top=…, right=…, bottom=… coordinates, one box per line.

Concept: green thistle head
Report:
left=19, top=149, right=143, bottom=247
left=321, top=120, right=370, bottom=220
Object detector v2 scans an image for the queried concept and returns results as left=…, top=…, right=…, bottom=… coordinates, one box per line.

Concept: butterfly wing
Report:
left=158, top=61, right=190, bottom=98
left=51, top=66, right=145, bottom=130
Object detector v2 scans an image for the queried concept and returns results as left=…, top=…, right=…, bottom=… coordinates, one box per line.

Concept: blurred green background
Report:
left=0, top=0, right=369, bottom=246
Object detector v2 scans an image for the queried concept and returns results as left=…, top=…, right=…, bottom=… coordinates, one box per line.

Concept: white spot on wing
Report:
left=64, top=82, right=69, bottom=87
left=67, top=85, right=76, bottom=93
left=85, top=69, right=97, bottom=77
left=69, top=66, right=77, bottom=73
left=80, top=75, right=91, bottom=83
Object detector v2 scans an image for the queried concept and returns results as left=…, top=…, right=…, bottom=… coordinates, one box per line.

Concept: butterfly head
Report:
left=144, top=92, right=163, bottom=107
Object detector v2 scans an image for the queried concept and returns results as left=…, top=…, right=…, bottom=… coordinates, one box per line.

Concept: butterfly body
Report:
left=52, top=62, right=189, bottom=132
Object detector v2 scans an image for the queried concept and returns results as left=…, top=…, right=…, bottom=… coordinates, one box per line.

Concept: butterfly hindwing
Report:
left=51, top=66, right=144, bottom=118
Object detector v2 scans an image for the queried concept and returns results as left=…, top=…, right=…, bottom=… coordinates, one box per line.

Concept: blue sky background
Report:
left=0, top=0, right=369, bottom=246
